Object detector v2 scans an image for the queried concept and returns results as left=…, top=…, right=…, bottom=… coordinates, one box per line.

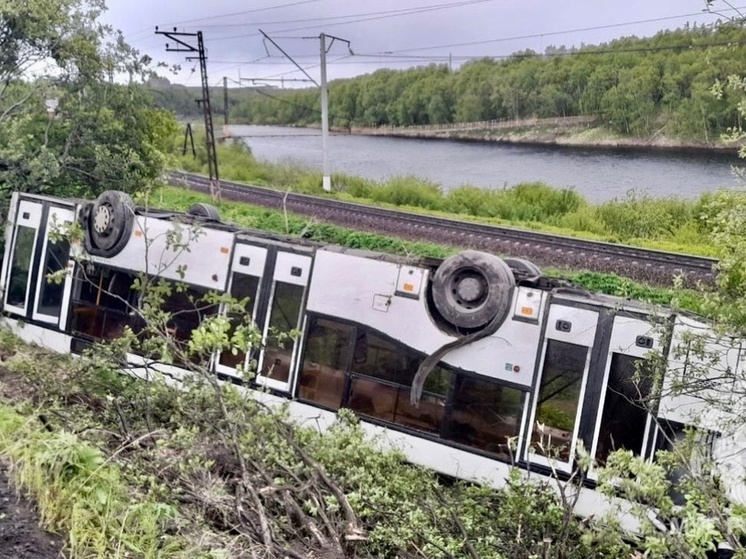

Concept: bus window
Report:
left=298, top=318, right=353, bottom=410
left=71, top=268, right=137, bottom=340
left=531, top=340, right=588, bottom=462
left=259, top=281, right=305, bottom=388
left=219, top=272, right=260, bottom=370
left=6, top=226, right=37, bottom=310
left=347, top=330, right=449, bottom=434
left=445, top=376, right=525, bottom=460
left=35, top=237, right=71, bottom=318
left=595, top=353, right=652, bottom=466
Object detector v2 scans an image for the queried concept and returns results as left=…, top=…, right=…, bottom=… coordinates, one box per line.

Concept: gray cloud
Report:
left=102, top=0, right=729, bottom=86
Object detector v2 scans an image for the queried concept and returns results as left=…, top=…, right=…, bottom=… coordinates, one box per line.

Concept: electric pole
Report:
left=223, top=76, right=229, bottom=126
left=259, top=29, right=351, bottom=193
left=155, top=27, right=220, bottom=200
left=320, top=33, right=330, bottom=192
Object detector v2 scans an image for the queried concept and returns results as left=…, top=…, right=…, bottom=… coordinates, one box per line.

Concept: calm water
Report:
left=229, top=125, right=743, bottom=204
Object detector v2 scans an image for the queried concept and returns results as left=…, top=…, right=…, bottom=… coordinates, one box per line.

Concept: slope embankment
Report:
left=342, top=116, right=737, bottom=153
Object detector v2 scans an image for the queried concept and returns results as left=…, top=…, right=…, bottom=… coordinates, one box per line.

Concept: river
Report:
left=228, top=125, right=744, bottom=204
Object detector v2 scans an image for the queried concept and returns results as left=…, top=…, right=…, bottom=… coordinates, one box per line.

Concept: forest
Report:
left=152, top=23, right=746, bottom=142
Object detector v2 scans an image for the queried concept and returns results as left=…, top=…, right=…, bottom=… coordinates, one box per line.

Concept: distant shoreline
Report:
left=342, top=129, right=741, bottom=157
left=222, top=119, right=742, bottom=157
left=334, top=117, right=741, bottom=156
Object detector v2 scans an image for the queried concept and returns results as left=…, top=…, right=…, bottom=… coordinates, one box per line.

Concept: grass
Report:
left=0, top=406, right=183, bottom=558
left=173, top=135, right=733, bottom=258
left=148, top=184, right=712, bottom=318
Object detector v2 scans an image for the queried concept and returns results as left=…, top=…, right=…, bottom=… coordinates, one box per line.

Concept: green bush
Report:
left=596, top=190, right=694, bottom=241
left=369, top=175, right=445, bottom=210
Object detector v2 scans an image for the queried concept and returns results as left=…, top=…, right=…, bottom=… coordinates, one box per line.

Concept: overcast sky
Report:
left=103, top=0, right=737, bottom=88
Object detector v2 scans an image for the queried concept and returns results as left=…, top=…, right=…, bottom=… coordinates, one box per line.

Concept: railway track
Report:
left=167, top=171, right=717, bottom=287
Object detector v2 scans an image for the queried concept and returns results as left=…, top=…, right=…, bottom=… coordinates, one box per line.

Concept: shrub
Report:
left=596, top=190, right=690, bottom=241
left=369, top=175, right=445, bottom=210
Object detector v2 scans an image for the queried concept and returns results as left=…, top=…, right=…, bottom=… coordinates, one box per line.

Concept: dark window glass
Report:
left=298, top=318, right=353, bottom=409
left=71, top=267, right=137, bottom=340
left=352, top=331, right=450, bottom=395
left=36, top=238, right=71, bottom=317
left=7, top=226, right=36, bottom=308
left=595, top=353, right=652, bottom=465
left=219, top=272, right=260, bottom=369
left=346, top=328, right=449, bottom=434
left=261, top=281, right=304, bottom=384
left=162, top=284, right=218, bottom=351
left=445, top=376, right=524, bottom=460
left=353, top=332, right=417, bottom=384
left=348, top=376, right=445, bottom=434
left=532, top=340, right=588, bottom=461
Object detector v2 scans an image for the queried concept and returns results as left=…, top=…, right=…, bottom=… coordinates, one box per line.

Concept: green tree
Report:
left=0, top=0, right=177, bottom=212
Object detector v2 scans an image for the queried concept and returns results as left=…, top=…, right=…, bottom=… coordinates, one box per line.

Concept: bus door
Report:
left=526, top=303, right=599, bottom=472
left=216, top=243, right=268, bottom=378
left=3, top=198, right=75, bottom=329
left=32, top=206, right=76, bottom=327
left=255, top=251, right=311, bottom=393
left=587, top=315, right=660, bottom=469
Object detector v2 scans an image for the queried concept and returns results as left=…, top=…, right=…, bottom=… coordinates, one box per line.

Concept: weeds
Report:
left=176, top=135, right=721, bottom=256
left=0, top=406, right=183, bottom=558
left=0, top=331, right=633, bottom=558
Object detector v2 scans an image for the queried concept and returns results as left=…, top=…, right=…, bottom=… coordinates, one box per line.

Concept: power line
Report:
left=180, top=0, right=496, bottom=30
left=353, top=36, right=746, bottom=61
left=383, top=9, right=742, bottom=54
left=164, top=0, right=320, bottom=27
left=200, top=34, right=746, bottom=74
left=208, top=0, right=495, bottom=42
left=252, top=88, right=320, bottom=115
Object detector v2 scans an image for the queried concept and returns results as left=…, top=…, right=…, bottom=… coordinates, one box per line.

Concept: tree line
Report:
left=154, top=23, right=746, bottom=142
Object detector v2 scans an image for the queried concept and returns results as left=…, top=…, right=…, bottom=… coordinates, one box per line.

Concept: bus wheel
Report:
left=187, top=203, right=220, bottom=221
left=431, top=250, right=515, bottom=330
left=86, top=190, right=135, bottom=257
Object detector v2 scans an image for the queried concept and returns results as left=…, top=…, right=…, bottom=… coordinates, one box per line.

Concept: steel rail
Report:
left=167, top=171, right=717, bottom=285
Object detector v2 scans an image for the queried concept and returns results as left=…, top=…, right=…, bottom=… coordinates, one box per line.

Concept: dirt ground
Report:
left=0, top=461, right=64, bottom=559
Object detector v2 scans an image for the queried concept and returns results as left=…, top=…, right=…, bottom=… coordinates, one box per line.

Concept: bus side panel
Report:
left=659, top=315, right=740, bottom=431
left=306, top=249, right=452, bottom=354
left=306, top=250, right=543, bottom=385
left=447, top=288, right=547, bottom=387
left=89, top=215, right=234, bottom=291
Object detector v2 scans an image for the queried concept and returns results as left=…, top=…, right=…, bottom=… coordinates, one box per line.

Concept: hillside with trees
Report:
left=162, top=23, right=746, bottom=144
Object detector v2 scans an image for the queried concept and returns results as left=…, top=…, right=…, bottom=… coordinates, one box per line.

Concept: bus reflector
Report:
left=395, top=265, right=424, bottom=299
left=513, top=288, right=541, bottom=322
left=220, top=247, right=229, bottom=254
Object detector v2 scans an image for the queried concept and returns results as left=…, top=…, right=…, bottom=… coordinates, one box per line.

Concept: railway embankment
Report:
left=337, top=116, right=738, bottom=154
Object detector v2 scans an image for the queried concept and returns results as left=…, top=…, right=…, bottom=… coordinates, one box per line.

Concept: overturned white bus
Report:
left=1, top=189, right=744, bottom=523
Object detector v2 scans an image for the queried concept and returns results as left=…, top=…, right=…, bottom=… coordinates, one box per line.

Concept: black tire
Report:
left=504, top=257, right=542, bottom=279
left=85, top=190, right=135, bottom=257
left=431, top=250, right=515, bottom=330
left=187, top=203, right=220, bottom=221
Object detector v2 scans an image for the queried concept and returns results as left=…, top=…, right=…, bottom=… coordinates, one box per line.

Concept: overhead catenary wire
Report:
left=124, top=4, right=746, bottom=89
left=207, top=0, right=495, bottom=42
left=180, top=1, right=498, bottom=30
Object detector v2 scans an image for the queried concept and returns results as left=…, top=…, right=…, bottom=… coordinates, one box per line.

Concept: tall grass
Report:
left=0, top=405, right=183, bottom=557
left=174, top=133, right=725, bottom=257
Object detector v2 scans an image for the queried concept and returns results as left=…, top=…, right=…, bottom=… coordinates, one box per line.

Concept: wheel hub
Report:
left=93, top=204, right=112, bottom=235
left=455, top=276, right=484, bottom=303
